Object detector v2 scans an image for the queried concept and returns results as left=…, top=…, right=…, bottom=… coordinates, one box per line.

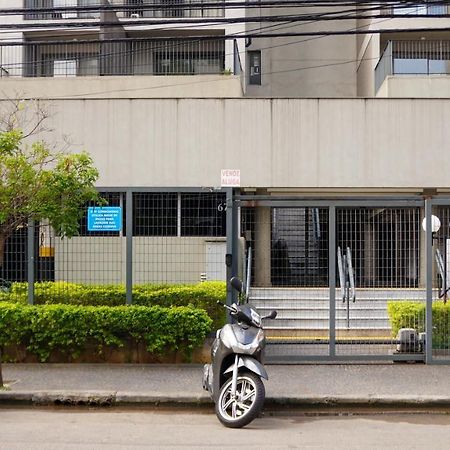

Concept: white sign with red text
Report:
left=221, top=169, right=241, bottom=187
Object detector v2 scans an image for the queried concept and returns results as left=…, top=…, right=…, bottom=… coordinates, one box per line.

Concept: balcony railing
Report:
left=24, top=0, right=100, bottom=19
left=375, top=40, right=450, bottom=93
left=386, top=2, right=448, bottom=15
left=0, top=38, right=227, bottom=77
left=23, top=0, right=225, bottom=20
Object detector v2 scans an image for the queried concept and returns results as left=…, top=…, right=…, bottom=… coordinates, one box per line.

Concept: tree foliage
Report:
left=0, top=121, right=101, bottom=265
left=0, top=101, right=102, bottom=386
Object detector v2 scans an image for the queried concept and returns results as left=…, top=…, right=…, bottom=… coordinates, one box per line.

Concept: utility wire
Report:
left=2, top=0, right=449, bottom=14
left=0, top=0, right=435, bottom=38
left=3, top=8, right=450, bottom=29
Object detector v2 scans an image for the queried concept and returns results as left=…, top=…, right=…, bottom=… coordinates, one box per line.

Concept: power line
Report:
left=3, top=8, right=450, bottom=29
left=0, top=0, right=434, bottom=39
left=0, top=0, right=440, bottom=15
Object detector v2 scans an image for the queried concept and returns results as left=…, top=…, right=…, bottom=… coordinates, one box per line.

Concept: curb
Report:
left=3, top=391, right=450, bottom=409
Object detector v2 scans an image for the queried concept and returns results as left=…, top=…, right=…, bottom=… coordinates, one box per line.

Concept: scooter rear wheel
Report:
left=215, top=372, right=265, bottom=428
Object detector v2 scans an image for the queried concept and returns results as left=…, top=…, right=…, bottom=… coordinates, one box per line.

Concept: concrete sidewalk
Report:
left=2, top=363, right=450, bottom=408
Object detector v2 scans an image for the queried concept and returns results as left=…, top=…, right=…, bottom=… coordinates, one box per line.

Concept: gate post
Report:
left=27, top=219, right=35, bottom=305
left=126, top=190, right=133, bottom=305
left=226, top=188, right=237, bottom=315
left=329, top=206, right=336, bottom=357
left=425, top=199, right=433, bottom=364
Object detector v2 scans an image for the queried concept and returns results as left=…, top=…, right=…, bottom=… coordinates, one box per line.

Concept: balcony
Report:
left=375, top=40, right=450, bottom=94
left=0, top=38, right=228, bottom=77
left=24, top=0, right=100, bottom=19
left=23, top=0, right=225, bottom=20
left=388, top=2, right=448, bottom=15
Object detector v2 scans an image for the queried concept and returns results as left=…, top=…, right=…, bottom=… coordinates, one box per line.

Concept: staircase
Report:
left=250, top=287, right=425, bottom=339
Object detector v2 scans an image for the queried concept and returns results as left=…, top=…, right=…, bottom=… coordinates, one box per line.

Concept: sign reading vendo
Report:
left=221, top=169, right=241, bottom=187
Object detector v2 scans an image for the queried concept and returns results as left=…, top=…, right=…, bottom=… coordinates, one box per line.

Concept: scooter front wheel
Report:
left=215, top=372, right=265, bottom=428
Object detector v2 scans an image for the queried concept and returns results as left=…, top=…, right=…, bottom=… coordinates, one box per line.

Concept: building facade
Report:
left=1, top=2, right=450, bottom=361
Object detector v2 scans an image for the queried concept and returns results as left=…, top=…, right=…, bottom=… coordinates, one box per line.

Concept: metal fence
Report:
left=235, top=195, right=450, bottom=364
left=375, top=40, right=450, bottom=93
left=0, top=189, right=231, bottom=305
left=23, top=0, right=225, bottom=20
left=5, top=191, right=450, bottom=364
left=0, top=38, right=227, bottom=78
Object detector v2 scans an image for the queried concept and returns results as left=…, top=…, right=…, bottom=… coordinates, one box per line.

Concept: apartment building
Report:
left=2, top=1, right=450, bottom=98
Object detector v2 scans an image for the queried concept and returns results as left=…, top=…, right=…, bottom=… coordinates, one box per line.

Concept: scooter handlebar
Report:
left=216, top=301, right=237, bottom=313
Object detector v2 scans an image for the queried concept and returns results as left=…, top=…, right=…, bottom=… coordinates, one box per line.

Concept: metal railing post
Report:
left=126, top=190, right=133, bottom=305
left=425, top=199, right=433, bottom=364
left=329, top=206, right=336, bottom=358
left=27, top=219, right=35, bottom=305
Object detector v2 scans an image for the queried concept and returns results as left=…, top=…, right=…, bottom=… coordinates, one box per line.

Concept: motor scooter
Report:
left=202, top=277, right=277, bottom=428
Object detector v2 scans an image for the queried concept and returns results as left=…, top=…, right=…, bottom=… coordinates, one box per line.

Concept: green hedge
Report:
left=0, top=281, right=226, bottom=330
left=387, top=301, right=450, bottom=348
left=0, top=302, right=212, bottom=362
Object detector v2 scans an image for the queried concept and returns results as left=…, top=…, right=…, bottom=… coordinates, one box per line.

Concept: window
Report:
left=53, top=59, right=77, bottom=77
left=133, top=193, right=178, bottom=236
left=248, top=50, right=261, bottom=85
left=181, top=193, right=226, bottom=237
left=78, top=192, right=226, bottom=237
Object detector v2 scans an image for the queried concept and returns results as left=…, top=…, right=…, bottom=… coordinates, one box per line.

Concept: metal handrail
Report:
left=346, top=247, right=356, bottom=303
left=337, top=246, right=346, bottom=302
left=435, top=248, right=449, bottom=300
left=245, top=246, right=252, bottom=301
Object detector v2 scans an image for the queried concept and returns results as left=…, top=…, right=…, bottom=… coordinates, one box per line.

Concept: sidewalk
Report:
left=2, top=363, right=450, bottom=409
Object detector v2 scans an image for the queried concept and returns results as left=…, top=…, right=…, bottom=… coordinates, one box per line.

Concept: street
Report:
left=1, top=408, right=450, bottom=449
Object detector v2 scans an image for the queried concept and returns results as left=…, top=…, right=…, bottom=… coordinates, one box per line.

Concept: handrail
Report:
left=435, top=248, right=449, bottom=300
left=337, top=246, right=346, bottom=302
left=245, top=246, right=252, bottom=301
left=346, top=247, right=356, bottom=303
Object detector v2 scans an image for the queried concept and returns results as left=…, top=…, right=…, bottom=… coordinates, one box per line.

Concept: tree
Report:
left=0, top=101, right=102, bottom=386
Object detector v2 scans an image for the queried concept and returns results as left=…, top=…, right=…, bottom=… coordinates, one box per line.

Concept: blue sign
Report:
left=88, top=207, right=122, bottom=232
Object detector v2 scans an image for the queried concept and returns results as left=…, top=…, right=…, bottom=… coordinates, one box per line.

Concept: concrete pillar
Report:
left=255, top=206, right=271, bottom=287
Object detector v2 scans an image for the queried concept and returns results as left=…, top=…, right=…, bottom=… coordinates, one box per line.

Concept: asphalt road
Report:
left=1, top=409, right=450, bottom=449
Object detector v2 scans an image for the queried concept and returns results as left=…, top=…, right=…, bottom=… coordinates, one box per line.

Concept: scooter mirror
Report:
left=230, top=277, right=243, bottom=293
left=266, top=310, right=277, bottom=320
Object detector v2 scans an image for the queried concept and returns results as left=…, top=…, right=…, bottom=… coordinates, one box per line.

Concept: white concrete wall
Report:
left=244, top=5, right=357, bottom=98
left=0, top=75, right=244, bottom=98
left=17, top=97, right=450, bottom=191
left=54, top=236, right=227, bottom=284
left=376, top=76, right=450, bottom=98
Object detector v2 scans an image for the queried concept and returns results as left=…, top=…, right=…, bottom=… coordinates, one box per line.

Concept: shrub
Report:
left=0, top=281, right=226, bottom=329
left=387, top=300, right=450, bottom=348
left=0, top=302, right=212, bottom=362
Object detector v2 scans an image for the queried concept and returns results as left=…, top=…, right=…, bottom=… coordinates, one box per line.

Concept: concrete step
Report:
left=259, top=310, right=389, bottom=320
left=264, top=329, right=393, bottom=338
left=250, top=288, right=428, bottom=302
left=252, top=303, right=390, bottom=312
left=263, top=318, right=391, bottom=328
left=249, top=298, right=388, bottom=309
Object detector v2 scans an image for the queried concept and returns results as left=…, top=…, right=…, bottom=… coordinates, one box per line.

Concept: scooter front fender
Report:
left=223, top=356, right=268, bottom=380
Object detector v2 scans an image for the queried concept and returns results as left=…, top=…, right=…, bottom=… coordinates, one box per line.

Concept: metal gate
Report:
left=232, top=195, right=447, bottom=363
